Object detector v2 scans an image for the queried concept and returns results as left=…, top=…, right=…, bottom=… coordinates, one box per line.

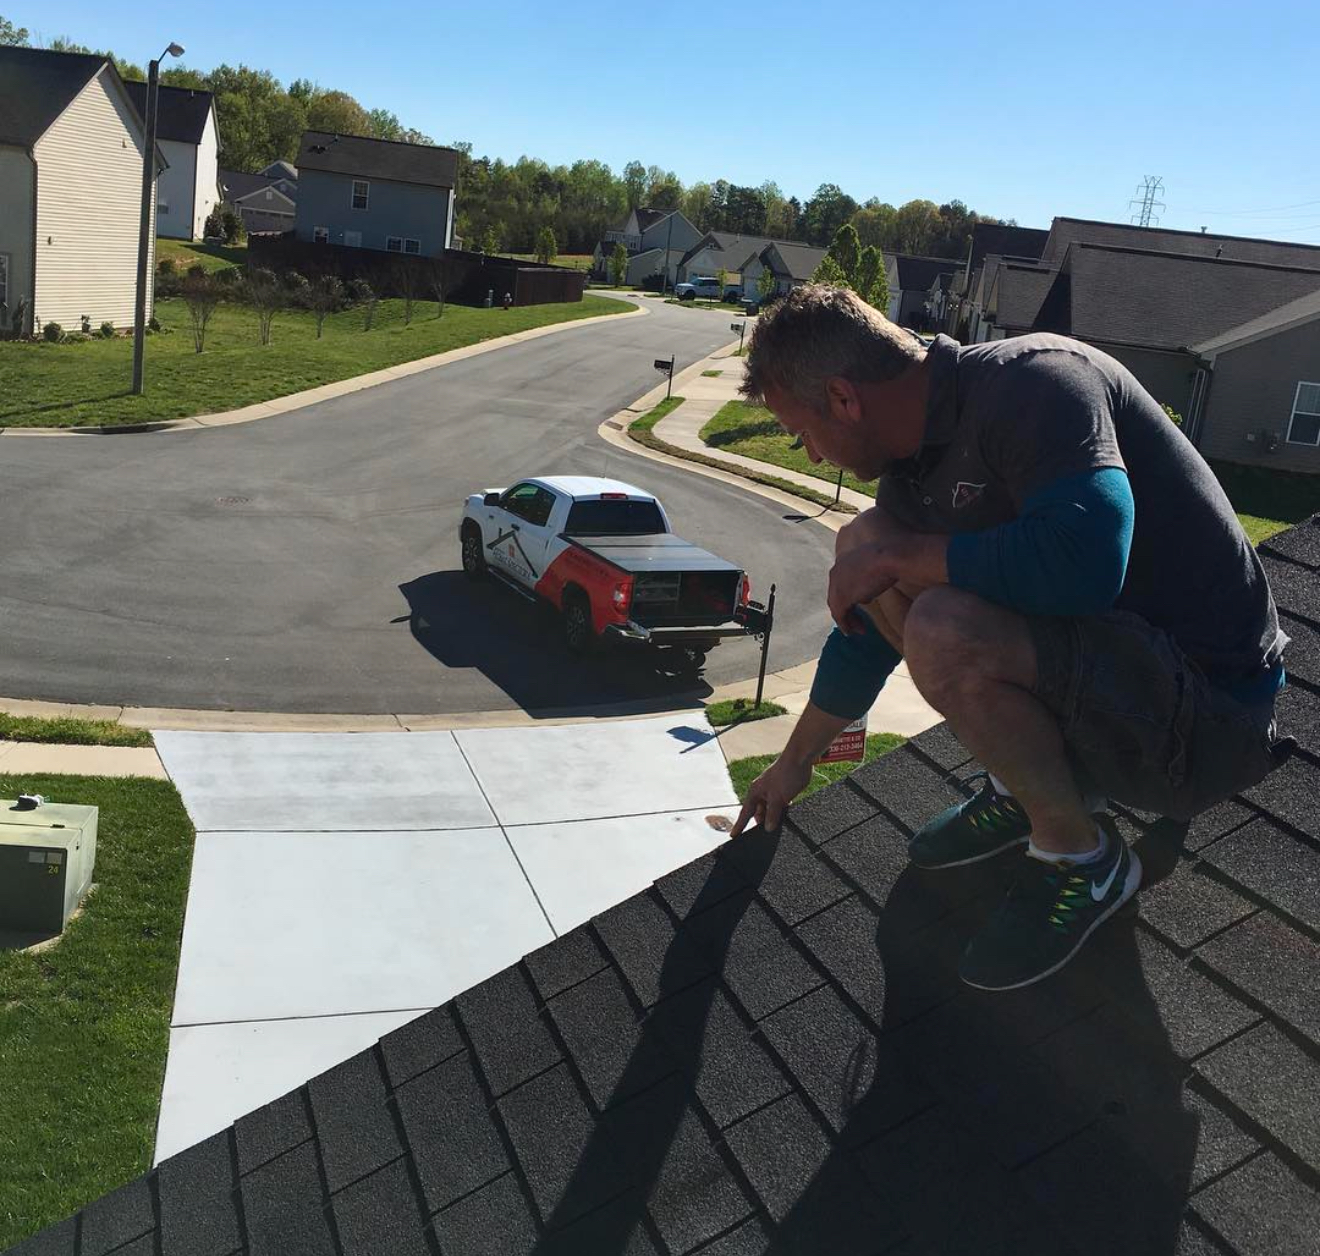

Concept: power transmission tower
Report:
left=1129, top=176, right=1165, bottom=227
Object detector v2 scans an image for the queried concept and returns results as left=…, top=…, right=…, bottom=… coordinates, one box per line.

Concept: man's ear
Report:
left=825, top=377, right=862, bottom=425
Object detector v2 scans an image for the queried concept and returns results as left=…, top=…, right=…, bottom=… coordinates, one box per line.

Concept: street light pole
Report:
left=132, top=41, right=184, bottom=396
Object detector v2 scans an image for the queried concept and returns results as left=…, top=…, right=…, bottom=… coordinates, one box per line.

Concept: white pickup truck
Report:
left=459, top=475, right=762, bottom=671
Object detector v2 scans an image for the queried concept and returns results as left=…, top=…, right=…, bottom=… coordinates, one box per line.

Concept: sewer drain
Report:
left=216, top=496, right=251, bottom=505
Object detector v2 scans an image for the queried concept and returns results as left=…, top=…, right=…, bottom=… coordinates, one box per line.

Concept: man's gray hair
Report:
left=740, top=284, right=925, bottom=411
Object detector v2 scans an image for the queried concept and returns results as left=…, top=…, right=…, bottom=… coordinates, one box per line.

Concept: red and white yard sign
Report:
left=819, top=716, right=867, bottom=764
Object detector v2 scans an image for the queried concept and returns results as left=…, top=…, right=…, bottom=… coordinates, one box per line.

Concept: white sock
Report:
left=1029, top=822, right=1107, bottom=866
left=989, top=771, right=1108, bottom=817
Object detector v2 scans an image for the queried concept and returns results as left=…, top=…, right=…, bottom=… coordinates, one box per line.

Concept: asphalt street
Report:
left=0, top=296, right=837, bottom=714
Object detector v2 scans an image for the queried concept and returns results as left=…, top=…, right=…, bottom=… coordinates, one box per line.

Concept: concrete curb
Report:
left=0, top=300, right=646, bottom=438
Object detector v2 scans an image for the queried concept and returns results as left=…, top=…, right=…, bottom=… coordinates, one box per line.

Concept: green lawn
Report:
left=0, top=715, right=151, bottom=748
left=627, top=396, right=854, bottom=514
left=1, top=293, right=629, bottom=428
left=155, top=237, right=247, bottom=273
left=704, top=698, right=788, bottom=727
left=504, top=252, right=595, bottom=272
left=700, top=400, right=879, bottom=497
left=0, top=775, right=194, bottom=1248
left=664, top=298, right=747, bottom=312
left=1209, top=460, right=1320, bottom=545
left=727, top=733, right=907, bottom=803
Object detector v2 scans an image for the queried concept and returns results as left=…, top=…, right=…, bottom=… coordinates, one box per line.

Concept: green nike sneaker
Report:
left=958, top=815, right=1142, bottom=991
left=908, top=773, right=1033, bottom=869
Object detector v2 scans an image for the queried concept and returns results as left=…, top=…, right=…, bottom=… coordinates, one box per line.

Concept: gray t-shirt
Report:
left=875, top=333, right=1286, bottom=681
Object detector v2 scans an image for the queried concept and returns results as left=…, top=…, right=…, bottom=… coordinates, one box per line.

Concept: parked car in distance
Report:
left=674, top=276, right=740, bottom=303
left=459, top=475, right=762, bottom=672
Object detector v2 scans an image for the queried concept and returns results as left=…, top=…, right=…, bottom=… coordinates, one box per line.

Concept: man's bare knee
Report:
left=904, top=587, right=1037, bottom=703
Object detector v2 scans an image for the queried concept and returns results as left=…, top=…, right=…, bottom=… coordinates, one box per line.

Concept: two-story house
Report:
left=592, top=207, right=702, bottom=287
left=0, top=45, right=163, bottom=335
left=294, top=131, right=458, bottom=257
left=125, top=81, right=220, bottom=241
left=221, top=160, right=298, bottom=236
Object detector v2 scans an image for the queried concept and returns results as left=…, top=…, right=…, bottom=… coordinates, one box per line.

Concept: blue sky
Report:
left=15, top=0, right=1320, bottom=242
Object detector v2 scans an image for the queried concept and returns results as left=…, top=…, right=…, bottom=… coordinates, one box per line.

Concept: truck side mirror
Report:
left=483, top=491, right=501, bottom=507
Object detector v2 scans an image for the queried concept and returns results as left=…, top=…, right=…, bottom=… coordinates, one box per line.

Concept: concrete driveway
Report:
left=0, top=298, right=836, bottom=714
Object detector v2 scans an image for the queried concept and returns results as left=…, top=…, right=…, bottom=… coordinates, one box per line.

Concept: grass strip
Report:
left=2, top=294, right=629, bottom=429
left=727, top=733, right=907, bottom=803
left=0, top=715, right=152, bottom=748
left=701, top=400, right=879, bottom=497
left=0, top=774, right=194, bottom=1248
left=627, top=397, right=857, bottom=515
left=704, top=698, right=787, bottom=727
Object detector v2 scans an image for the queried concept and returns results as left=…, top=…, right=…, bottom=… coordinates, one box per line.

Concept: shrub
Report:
left=203, top=206, right=225, bottom=240
left=157, top=257, right=176, bottom=276
left=99, top=321, right=115, bottom=338
left=305, top=274, right=344, bottom=338
left=246, top=266, right=281, bottom=345
left=346, top=277, right=374, bottom=306
left=80, top=314, right=92, bottom=334
left=282, top=271, right=311, bottom=301
left=221, top=207, right=245, bottom=244
left=186, top=263, right=207, bottom=281
left=148, top=316, right=161, bottom=332
left=181, top=269, right=221, bottom=353
left=42, top=321, right=62, bottom=343
left=214, top=266, right=243, bottom=288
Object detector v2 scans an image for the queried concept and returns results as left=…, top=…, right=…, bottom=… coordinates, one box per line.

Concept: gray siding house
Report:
left=294, top=131, right=458, bottom=257
left=592, top=208, right=703, bottom=287
left=0, top=45, right=163, bottom=335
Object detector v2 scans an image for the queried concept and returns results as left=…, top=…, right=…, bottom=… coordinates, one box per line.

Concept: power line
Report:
left=1183, top=197, right=1320, bottom=216
left=1129, top=176, right=1165, bottom=228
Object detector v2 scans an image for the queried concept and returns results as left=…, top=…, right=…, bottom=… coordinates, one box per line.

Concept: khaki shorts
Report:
left=1028, top=609, right=1287, bottom=822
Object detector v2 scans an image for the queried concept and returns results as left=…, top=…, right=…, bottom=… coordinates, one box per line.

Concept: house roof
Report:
left=0, top=45, right=119, bottom=147
left=967, top=222, right=1049, bottom=273
left=1036, top=242, right=1320, bottom=352
left=12, top=511, right=1320, bottom=1255
left=890, top=253, right=961, bottom=292
left=123, top=81, right=214, bottom=145
left=635, top=208, right=671, bottom=234
left=682, top=232, right=777, bottom=272
left=220, top=168, right=297, bottom=204
left=764, top=241, right=827, bottom=281
left=1192, top=286, right=1320, bottom=359
left=991, top=262, right=1056, bottom=331
left=1042, top=216, right=1320, bottom=271
left=296, top=130, right=458, bottom=189
left=263, top=159, right=297, bottom=180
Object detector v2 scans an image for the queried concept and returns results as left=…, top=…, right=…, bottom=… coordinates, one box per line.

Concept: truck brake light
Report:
left=612, top=577, right=634, bottom=612
left=739, top=575, right=752, bottom=605
left=600, top=492, right=629, bottom=500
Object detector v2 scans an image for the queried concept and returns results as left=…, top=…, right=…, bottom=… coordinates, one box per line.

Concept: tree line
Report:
left=2, top=16, right=1008, bottom=261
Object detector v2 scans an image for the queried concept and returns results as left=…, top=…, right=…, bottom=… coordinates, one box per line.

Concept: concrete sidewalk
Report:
left=0, top=739, right=167, bottom=778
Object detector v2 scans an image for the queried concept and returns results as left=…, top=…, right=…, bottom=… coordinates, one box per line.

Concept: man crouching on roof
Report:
left=729, top=285, right=1289, bottom=991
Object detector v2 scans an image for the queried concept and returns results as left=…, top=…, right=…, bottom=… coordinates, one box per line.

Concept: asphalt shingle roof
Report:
left=220, top=169, right=296, bottom=203
left=890, top=253, right=961, bottom=292
left=991, top=262, right=1056, bottom=331
left=763, top=241, right=827, bottom=281
left=122, top=81, right=213, bottom=145
left=0, top=45, right=115, bottom=147
left=296, top=130, right=458, bottom=189
left=967, top=222, right=1049, bottom=273
left=1042, top=217, right=1320, bottom=271
left=10, top=516, right=1320, bottom=1256
left=1036, top=243, right=1320, bottom=351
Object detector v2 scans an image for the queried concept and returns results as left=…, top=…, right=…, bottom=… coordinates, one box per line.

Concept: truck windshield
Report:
left=564, top=499, right=666, bottom=536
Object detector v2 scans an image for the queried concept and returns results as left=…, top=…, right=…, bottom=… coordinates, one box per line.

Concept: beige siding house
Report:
left=0, top=46, right=162, bottom=335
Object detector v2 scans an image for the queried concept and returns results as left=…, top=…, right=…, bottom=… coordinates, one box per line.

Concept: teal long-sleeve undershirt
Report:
left=810, top=469, right=1134, bottom=722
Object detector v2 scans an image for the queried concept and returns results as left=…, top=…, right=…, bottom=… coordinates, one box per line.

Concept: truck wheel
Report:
left=563, top=592, right=595, bottom=655
left=461, top=523, right=487, bottom=581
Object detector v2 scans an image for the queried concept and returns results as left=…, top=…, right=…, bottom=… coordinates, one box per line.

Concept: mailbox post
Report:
left=654, top=355, right=675, bottom=400
left=730, top=321, right=746, bottom=354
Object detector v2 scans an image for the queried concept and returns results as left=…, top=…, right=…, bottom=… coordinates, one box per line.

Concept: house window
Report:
left=313, top=226, right=329, bottom=244
left=404, top=238, right=421, bottom=255
left=351, top=180, right=369, bottom=210
left=157, top=200, right=170, bottom=215
left=1287, top=381, right=1320, bottom=446
left=386, top=237, right=403, bottom=252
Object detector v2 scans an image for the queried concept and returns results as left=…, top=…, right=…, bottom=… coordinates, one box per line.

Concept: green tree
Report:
left=802, top=183, right=858, bottom=246
left=716, top=267, right=729, bottom=302
left=480, top=223, right=502, bottom=255
left=0, top=14, right=30, bottom=44
left=609, top=242, right=628, bottom=287
left=757, top=261, right=778, bottom=302
left=827, top=223, right=861, bottom=286
left=894, top=199, right=942, bottom=255
left=623, top=161, right=647, bottom=208
left=857, top=245, right=888, bottom=312
left=368, top=108, right=403, bottom=140
left=811, top=255, right=849, bottom=287
left=851, top=202, right=898, bottom=250
left=160, top=65, right=209, bottom=89
left=535, top=225, right=558, bottom=264
left=306, top=88, right=370, bottom=136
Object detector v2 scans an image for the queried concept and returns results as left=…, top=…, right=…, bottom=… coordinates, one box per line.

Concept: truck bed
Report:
left=567, top=533, right=740, bottom=574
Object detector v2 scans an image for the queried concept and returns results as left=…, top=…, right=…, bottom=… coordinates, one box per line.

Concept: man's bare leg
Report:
left=902, top=586, right=1096, bottom=854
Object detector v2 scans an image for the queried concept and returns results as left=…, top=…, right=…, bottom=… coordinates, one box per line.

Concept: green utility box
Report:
left=0, top=798, right=99, bottom=935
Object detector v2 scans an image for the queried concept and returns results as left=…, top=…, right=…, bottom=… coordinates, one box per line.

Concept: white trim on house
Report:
left=404, top=238, right=420, bottom=255
left=1287, top=380, right=1320, bottom=446
left=386, top=236, right=402, bottom=252
left=234, top=184, right=296, bottom=211
left=351, top=179, right=369, bottom=210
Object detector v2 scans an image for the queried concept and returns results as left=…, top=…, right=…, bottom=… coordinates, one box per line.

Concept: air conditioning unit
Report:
left=0, top=798, right=98, bottom=937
